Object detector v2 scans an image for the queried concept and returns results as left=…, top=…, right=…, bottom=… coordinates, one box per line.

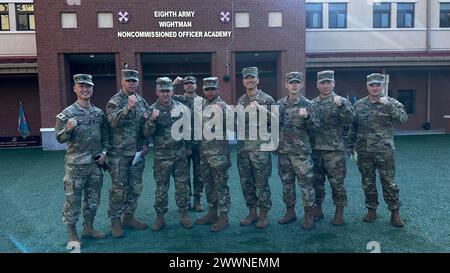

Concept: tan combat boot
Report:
left=255, top=208, right=269, bottom=229
left=331, top=206, right=344, bottom=226
left=210, top=211, right=229, bottom=232
left=302, top=206, right=314, bottom=230
left=363, top=208, right=377, bottom=223
left=180, top=209, right=194, bottom=229
left=239, top=207, right=259, bottom=226
left=314, top=203, right=324, bottom=221
left=122, top=213, right=148, bottom=230
left=277, top=206, right=297, bottom=224
left=390, top=209, right=405, bottom=228
left=81, top=216, right=106, bottom=239
left=67, top=224, right=80, bottom=243
left=152, top=213, right=165, bottom=231
left=111, top=217, right=124, bottom=238
left=193, top=196, right=204, bottom=212
left=195, top=207, right=218, bottom=225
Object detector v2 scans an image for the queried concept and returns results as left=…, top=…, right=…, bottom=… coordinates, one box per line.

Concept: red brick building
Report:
left=33, top=0, right=305, bottom=149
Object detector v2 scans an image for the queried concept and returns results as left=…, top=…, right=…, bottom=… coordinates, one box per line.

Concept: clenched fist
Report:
left=333, top=95, right=343, bottom=107
left=66, top=118, right=77, bottom=132
left=379, top=97, right=389, bottom=105
left=127, top=95, right=138, bottom=110
left=151, top=109, right=160, bottom=120
left=173, top=76, right=183, bottom=85
left=299, top=108, right=308, bottom=118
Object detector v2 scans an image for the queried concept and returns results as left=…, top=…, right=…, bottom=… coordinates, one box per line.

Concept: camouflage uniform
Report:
left=199, top=95, right=232, bottom=213
left=56, top=101, right=109, bottom=226
left=277, top=94, right=317, bottom=208
left=106, top=89, right=150, bottom=218
left=310, top=71, right=354, bottom=208
left=348, top=75, right=407, bottom=211
left=173, top=92, right=204, bottom=202
left=144, top=99, right=190, bottom=214
left=236, top=77, right=275, bottom=211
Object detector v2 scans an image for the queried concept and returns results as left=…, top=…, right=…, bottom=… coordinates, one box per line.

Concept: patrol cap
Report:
left=317, top=70, right=334, bottom=83
left=73, top=74, right=94, bottom=86
left=122, top=69, right=139, bottom=81
left=203, top=77, right=219, bottom=90
left=286, top=71, right=303, bottom=83
left=242, top=67, right=258, bottom=78
left=156, top=77, right=173, bottom=91
left=367, top=73, right=385, bottom=85
left=183, top=76, right=197, bottom=84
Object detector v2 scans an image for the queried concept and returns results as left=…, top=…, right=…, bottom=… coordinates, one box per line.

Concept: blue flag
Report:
left=18, top=101, right=30, bottom=139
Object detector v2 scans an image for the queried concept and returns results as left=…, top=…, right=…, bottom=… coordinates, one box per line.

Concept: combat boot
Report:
left=390, top=209, right=405, bottom=228
left=302, top=206, right=314, bottom=230
left=363, top=208, right=377, bottom=223
left=240, top=207, right=259, bottom=226
left=314, top=203, right=324, bottom=221
left=122, top=213, right=148, bottom=230
left=152, top=213, right=165, bottom=231
left=195, top=207, right=218, bottom=225
left=111, top=217, right=124, bottom=238
left=331, top=206, right=344, bottom=226
left=210, top=212, right=229, bottom=232
left=193, top=196, right=204, bottom=212
left=277, top=206, right=297, bottom=224
left=66, top=224, right=80, bottom=243
left=81, top=217, right=106, bottom=239
left=180, top=209, right=194, bottom=229
left=255, top=209, right=269, bottom=229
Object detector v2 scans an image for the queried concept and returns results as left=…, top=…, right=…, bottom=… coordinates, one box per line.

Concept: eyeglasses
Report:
left=204, top=88, right=217, bottom=91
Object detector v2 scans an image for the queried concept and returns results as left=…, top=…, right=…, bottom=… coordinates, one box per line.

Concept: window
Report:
left=373, top=3, right=391, bottom=28
left=306, top=3, right=322, bottom=29
left=235, top=12, right=249, bottom=28
left=397, top=90, right=415, bottom=114
left=329, top=3, right=347, bottom=28
left=440, top=3, right=450, bottom=28
left=61, top=13, right=77, bottom=28
left=397, top=3, right=414, bottom=28
left=0, top=4, right=9, bottom=31
left=98, top=12, right=113, bottom=28
left=16, top=4, right=35, bottom=31
left=268, top=12, right=282, bottom=27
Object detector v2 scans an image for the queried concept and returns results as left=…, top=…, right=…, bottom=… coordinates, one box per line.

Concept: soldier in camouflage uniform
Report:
left=143, top=77, right=193, bottom=231
left=172, top=75, right=205, bottom=212
left=236, top=67, right=275, bottom=229
left=106, top=69, right=150, bottom=238
left=348, top=73, right=407, bottom=227
left=56, top=74, right=109, bottom=244
left=276, top=72, right=318, bottom=230
left=194, top=77, right=232, bottom=232
left=310, top=70, right=355, bottom=226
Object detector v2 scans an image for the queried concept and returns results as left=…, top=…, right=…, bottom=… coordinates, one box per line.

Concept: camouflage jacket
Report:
left=235, top=89, right=276, bottom=152
left=348, top=96, right=408, bottom=153
left=199, top=96, right=231, bottom=157
left=106, top=90, right=150, bottom=157
left=173, top=93, right=204, bottom=147
left=56, top=102, right=110, bottom=164
left=144, top=99, right=188, bottom=160
left=276, top=95, right=318, bottom=155
left=310, top=92, right=355, bottom=151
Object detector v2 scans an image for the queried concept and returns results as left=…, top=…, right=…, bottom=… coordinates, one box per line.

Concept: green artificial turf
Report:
left=0, top=135, right=449, bottom=253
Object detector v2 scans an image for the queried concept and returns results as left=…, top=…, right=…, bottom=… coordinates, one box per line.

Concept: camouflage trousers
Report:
left=357, top=151, right=401, bottom=211
left=200, top=154, right=231, bottom=213
left=312, top=150, right=348, bottom=207
left=153, top=156, right=190, bottom=214
left=108, top=156, right=145, bottom=218
left=237, top=151, right=272, bottom=210
left=278, top=153, right=315, bottom=208
left=62, top=163, right=103, bottom=225
left=187, top=146, right=204, bottom=199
